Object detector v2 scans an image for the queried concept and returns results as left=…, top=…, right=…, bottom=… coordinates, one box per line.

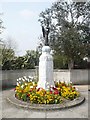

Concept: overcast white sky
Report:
left=1, top=1, right=57, bottom=56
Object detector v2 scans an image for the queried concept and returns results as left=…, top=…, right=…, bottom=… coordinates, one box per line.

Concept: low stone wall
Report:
left=54, top=69, right=70, bottom=82
left=1, top=69, right=36, bottom=88
left=54, top=69, right=88, bottom=85
left=0, top=69, right=89, bottom=88
left=70, top=69, right=88, bottom=85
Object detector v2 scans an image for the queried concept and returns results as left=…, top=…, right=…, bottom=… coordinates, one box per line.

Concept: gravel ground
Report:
left=1, top=85, right=89, bottom=119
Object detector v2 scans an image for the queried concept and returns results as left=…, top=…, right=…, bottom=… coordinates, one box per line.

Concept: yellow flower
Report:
left=47, top=100, right=49, bottom=104
left=16, top=86, right=19, bottom=90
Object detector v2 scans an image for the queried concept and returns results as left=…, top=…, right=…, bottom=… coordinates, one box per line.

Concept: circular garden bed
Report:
left=7, top=76, right=85, bottom=110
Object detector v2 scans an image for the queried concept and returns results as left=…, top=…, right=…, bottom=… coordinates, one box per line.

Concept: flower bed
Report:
left=15, top=76, right=80, bottom=104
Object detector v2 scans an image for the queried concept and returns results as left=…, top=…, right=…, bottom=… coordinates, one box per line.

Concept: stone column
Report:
left=37, top=46, right=55, bottom=90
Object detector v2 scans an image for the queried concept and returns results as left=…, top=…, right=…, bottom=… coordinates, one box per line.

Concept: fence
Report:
left=0, top=69, right=89, bottom=88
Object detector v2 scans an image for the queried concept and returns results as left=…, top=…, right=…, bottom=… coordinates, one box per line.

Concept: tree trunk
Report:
left=68, top=60, right=74, bottom=70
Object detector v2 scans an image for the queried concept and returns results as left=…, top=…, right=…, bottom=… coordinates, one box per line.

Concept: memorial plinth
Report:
left=37, top=46, right=55, bottom=90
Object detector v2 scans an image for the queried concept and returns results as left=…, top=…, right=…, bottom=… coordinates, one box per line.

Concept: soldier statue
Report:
left=42, top=25, right=50, bottom=46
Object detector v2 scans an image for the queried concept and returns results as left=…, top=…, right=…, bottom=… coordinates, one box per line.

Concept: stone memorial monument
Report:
left=37, top=25, right=55, bottom=90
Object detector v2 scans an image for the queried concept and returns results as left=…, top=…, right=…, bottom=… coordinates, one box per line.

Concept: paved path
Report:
left=1, top=85, right=89, bottom=118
